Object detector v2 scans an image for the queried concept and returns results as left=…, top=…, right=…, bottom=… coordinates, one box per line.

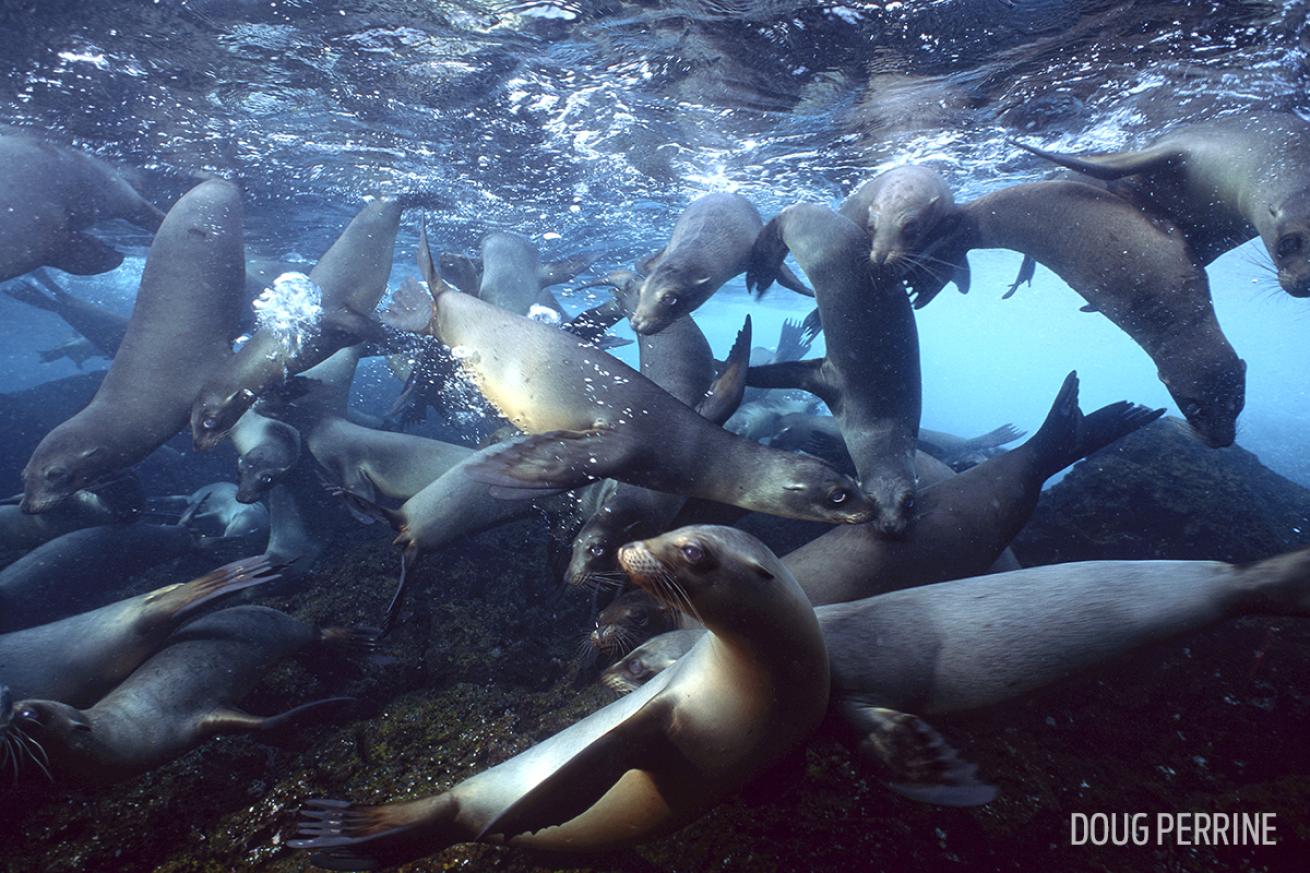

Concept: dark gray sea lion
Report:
left=231, top=409, right=303, bottom=504
left=784, top=372, right=1163, bottom=606
left=0, top=522, right=210, bottom=632
left=0, top=476, right=140, bottom=553
left=442, top=231, right=597, bottom=315
left=191, top=197, right=403, bottom=451
left=179, top=483, right=270, bottom=542
left=4, top=269, right=128, bottom=358
left=386, top=232, right=874, bottom=527
left=837, top=165, right=970, bottom=306
left=21, top=180, right=246, bottom=513
left=773, top=414, right=1025, bottom=472
left=629, top=192, right=811, bottom=334
left=290, top=525, right=829, bottom=868
left=587, top=589, right=683, bottom=659
left=1015, top=111, right=1310, bottom=296
left=0, top=134, right=164, bottom=283
left=748, top=203, right=921, bottom=536
left=5, top=605, right=359, bottom=784
left=0, top=556, right=278, bottom=707
left=35, top=336, right=103, bottom=368
left=935, top=179, right=1244, bottom=447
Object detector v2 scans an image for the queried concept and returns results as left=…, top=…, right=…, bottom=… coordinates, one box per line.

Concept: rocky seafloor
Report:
left=2, top=404, right=1309, bottom=872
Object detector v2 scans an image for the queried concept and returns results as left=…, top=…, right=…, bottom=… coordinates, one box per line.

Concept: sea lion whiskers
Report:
left=7, top=724, right=53, bottom=782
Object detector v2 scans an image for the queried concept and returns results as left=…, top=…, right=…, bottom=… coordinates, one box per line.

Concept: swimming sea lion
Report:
left=628, top=192, right=812, bottom=334
left=386, top=231, right=874, bottom=527
left=933, top=179, right=1244, bottom=447
left=442, top=231, right=597, bottom=315
left=1015, top=111, right=1310, bottom=296
left=304, top=415, right=473, bottom=505
left=837, top=165, right=971, bottom=306
left=771, top=414, right=1025, bottom=472
left=0, top=555, right=278, bottom=707
left=0, top=134, right=164, bottom=283
left=587, top=588, right=684, bottom=659
left=748, top=203, right=921, bottom=536
left=4, top=269, right=128, bottom=358
left=21, top=180, right=246, bottom=513
left=179, top=482, right=270, bottom=542
left=0, top=475, right=142, bottom=553
left=599, top=628, right=706, bottom=693
left=0, top=522, right=211, bottom=632
left=289, top=525, right=829, bottom=869
left=231, top=408, right=303, bottom=504
left=191, top=197, right=403, bottom=451
left=35, top=336, right=103, bottom=368
left=5, top=605, right=359, bottom=784
left=784, top=372, right=1163, bottom=606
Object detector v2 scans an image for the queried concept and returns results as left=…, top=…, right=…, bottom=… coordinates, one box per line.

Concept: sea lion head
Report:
left=600, top=632, right=698, bottom=694
left=867, top=167, right=955, bottom=273
left=761, top=456, right=877, bottom=525
left=629, top=266, right=713, bottom=335
left=191, top=386, right=256, bottom=452
left=589, top=590, right=673, bottom=656
left=235, top=429, right=300, bottom=504
left=1266, top=195, right=1310, bottom=297
left=1159, top=353, right=1246, bottom=449
left=618, top=525, right=804, bottom=635
left=567, top=510, right=643, bottom=587
left=859, top=474, right=917, bottom=538
left=5, top=698, right=93, bottom=777
left=20, top=433, right=105, bottom=515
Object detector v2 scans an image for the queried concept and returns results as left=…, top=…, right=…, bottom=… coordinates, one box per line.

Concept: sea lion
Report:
left=179, top=482, right=270, bottom=542
left=4, top=269, right=128, bottom=358
left=932, top=179, right=1244, bottom=447
left=587, top=588, right=684, bottom=659
left=628, top=192, right=812, bottom=334
left=1014, top=111, right=1310, bottom=295
left=0, top=475, right=142, bottom=553
left=190, top=197, right=403, bottom=451
left=0, top=522, right=213, bottom=632
left=303, top=415, right=473, bottom=505
left=35, top=336, right=103, bottom=368
left=289, top=525, right=829, bottom=869
left=599, top=629, right=706, bottom=693
left=0, top=134, right=164, bottom=283
left=387, top=231, right=874, bottom=528
left=4, top=605, right=359, bottom=784
left=837, top=165, right=971, bottom=306
left=771, top=414, right=1025, bottom=472
left=231, top=408, right=303, bottom=504
left=21, top=179, right=246, bottom=513
left=784, top=372, right=1163, bottom=606
left=0, top=555, right=278, bottom=707
left=442, top=231, right=597, bottom=316
left=748, top=203, right=922, bottom=536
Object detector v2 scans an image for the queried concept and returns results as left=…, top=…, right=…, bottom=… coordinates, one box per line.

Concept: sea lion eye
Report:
left=259, top=473, right=273, bottom=485
left=589, top=545, right=606, bottom=558
left=902, top=220, right=920, bottom=239
left=45, top=466, right=67, bottom=482
left=202, top=416, right=218, bottom=431
left=661, top=294, right=679, bottom=308
left=627, top=660, right=645, bottom=676
left=680, top=542, right=706, bottom=564
left=16, top=707, right=39, bottom=724
left=1277, top=235, right=1302, bottom=259
left=828, top=487, right=849, bottom=505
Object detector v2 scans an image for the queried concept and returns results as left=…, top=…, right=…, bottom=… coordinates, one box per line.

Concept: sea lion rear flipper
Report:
left=800, top=307, right=822, bottom=343
left=51, top=232, right=124, bottom=276
left=696, top=316, right=751, bottom=425
left=1012, top=140, right=1183, bottom=180
left=1026, top=371, right=1165, bottom=478
left=478, top=697, right=690, bottom=840
left=201, top=697, right=355, bottom=739
left=142, top=555, right=283, bottom=627
left=538, top=251, right=599, bottom=288
left=1003, top=255, right=1036, bottom=299
left=773, top=316, right=813, bottom=364
left=965, top=423, right=1026, bottom=452
left=463, top=429, right=635, bottom=493
left=775, top=262, right=814, bottom=297
left=746, top=358, right=836, bottom=406
left=841, top=701, right=997, bottom=807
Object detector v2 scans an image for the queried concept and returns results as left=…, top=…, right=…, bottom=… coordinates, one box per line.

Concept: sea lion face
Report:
left=629, top=266, right=714, bottom=335
left=859, top=475, right=916, bottom=538
left=5, top=698, right=93, bottom=777
left=600, top=653, right=656, bottom=693
left=1161, top=356, right=1246, bottom=449
left=568, top=523, right=617, bottom=587
left=1268, top=197, right=1310, bottom=297
left=866, top=168, right=955, bottom=272
left=20, top=440, right=103, bottom=514
left=191, top=387, right=255, bottom=452
left=236, top=445, right=294, bottom=503
left=770, top=459, right=877, bottom=525
left=589, top=590, right=671, bottom=656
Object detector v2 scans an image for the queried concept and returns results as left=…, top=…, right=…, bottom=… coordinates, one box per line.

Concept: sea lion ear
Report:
left=749, top=559, right=775, bottom=581
left=238, top=388, right=256, bottom=403
left=78, top=446, right=102, bottom=460
left=926, top=195, right=941, bottom=208
left=1269, top=202, right=1280, bottom=218
left=692, top=275, right=713, bottom=286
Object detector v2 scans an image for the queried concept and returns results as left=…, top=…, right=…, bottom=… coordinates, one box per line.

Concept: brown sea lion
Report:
left=190, top=197, right=403, bottom=450
left=289, top=526, right=828, bottom=869
left=20, top=179, right=246, bottom=513
left=748, top=203, right=922, bottom=536
left=1015, top=111, right=1310, bottom=296
left=587, top=588, right=684, bottom=659
left=0, top=134, right=164, bottom=283
left=441, top=230, right=597, bottom=315
left=628, top=192, right=811, bottom=334
left=4, top=605, right=360, bottom=784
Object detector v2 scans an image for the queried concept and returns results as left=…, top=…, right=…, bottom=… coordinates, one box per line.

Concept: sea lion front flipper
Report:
left=746, top=358, right=836, bottom=407
left=1003, top=255, right=1036, bottom=299
left=1012, top=140, right=1184, bottom=180
left=322, top=306, right=387, bottom=345
left=841, top=701, right=997, bottom=807
left=51, top=232, right=125, bottom=276
left=696, top=315, right=751, bottom=425
left=463, top=428, right=637, bottom=493
left=1078, top=302, right=1100, bottom=313
left=951, top=256, right=971, bottom=295
left=478, top=697, right=690, bottom=840
left=538, top=250, right=599, bottom=288
left=775, top=262, right=814, bottom=297
left=746, top=214, right=789, bottom=296
left=200, top=696, right=354, bottom=739
left=381, top=279, right=437, bottom=335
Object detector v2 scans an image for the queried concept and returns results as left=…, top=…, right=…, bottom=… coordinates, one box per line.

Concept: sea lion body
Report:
left=0, top=134, right=164, bottom=283
left=181, top=483, right=270, bottom=541
left=4, top=270, right=128, bottom=357
left=191, top=198, right=402, bottom=449
left=6, top=605, right=354, bottom=784
left=747, top=203, right=922, bottom=535
left=0, top=523, right=200, bottom=632
left=21, top=180, right=246, bottom=513
left=783, top=373, right=1162, bottom=606
left=0, top=556, right=277, bottom=706
left=306, top=415, right=472, bottom=503
left=231, top=409, right=303, bottom=504
left=0, top=488, right=127, bottom=553
left=474, top=231, right=593, bottom=315
left=953, top=180, right=1244, bottom=447
left=291, top=525, right=829, bottom=868
left=1018, top=111, right=1310, bottom=294
left=389, top=254, right=873, bottom=527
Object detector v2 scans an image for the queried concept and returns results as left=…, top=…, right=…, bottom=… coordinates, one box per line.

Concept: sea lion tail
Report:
left=1027, top=371, right=1164, bottom=478
left=746, top=214, right=790, bottom=296
left=289, top=795, right=459, bottom=871
left=697, top=315, right=751, bottom=425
